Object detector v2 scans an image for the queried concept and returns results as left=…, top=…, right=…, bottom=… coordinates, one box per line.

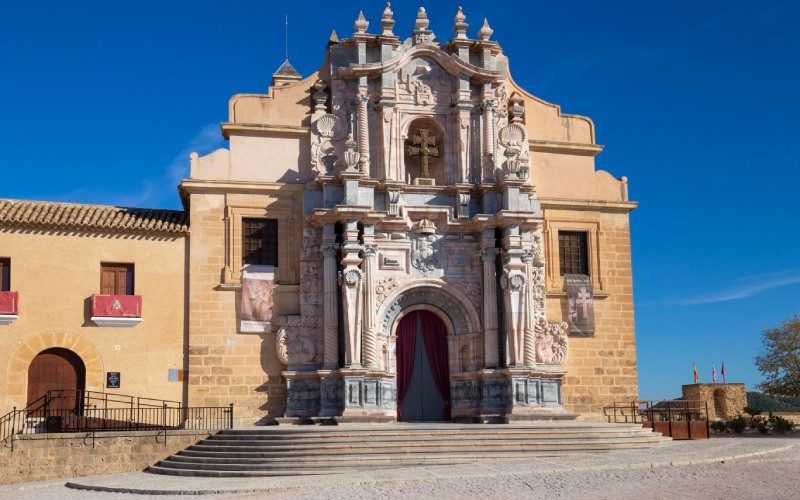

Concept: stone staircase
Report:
left=147, top=422, right=670, bottom=477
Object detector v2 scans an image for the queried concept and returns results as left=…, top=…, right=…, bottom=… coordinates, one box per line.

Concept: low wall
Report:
left=773, top=412, right=800, bottom=425
left=0, top=429, right=211, bottom=485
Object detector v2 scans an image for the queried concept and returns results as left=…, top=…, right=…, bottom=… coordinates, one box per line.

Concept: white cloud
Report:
left=648, top=269, right=800, bottom=306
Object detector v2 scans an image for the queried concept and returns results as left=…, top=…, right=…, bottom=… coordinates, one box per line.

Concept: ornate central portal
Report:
left=397, top=310, right=450, bottom=422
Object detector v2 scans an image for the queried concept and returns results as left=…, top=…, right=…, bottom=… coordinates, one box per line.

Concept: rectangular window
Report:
left=558, top=231, right=589, bottom=276
left=101, top=263, right=134, bottom=295
left=0, top=258, right=9, bottom=292
left=242, top=218, right=278, bottom=266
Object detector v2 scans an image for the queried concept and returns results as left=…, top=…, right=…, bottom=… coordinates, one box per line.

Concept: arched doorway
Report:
left=713, top=388, right=727, bottom=419
left=396, top=310, right=450, bottom=422
left=27, top=348, right=86, bottom=414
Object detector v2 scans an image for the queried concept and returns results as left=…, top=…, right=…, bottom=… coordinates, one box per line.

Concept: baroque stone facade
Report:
left=0, top=6, right=639, bottom=425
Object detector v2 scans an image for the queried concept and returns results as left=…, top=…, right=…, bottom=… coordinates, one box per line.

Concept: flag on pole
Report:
left=721, top=362, right=726, bottom=383
left=712, top=363, right=717, bottom=383
left=693, top=363, right=698, bottom=383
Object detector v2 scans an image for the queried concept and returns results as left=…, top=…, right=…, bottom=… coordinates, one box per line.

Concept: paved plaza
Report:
left=1, top=435, right=798, bottom=499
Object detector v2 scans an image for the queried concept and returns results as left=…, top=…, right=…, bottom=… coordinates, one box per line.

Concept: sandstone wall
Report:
left=183, top=185, right=304, bottom=425
left=682, top=383, right=747, bottom=420
left=544, top=205, right=638, bottom=420
left=0, top=430, right=209, bottom=485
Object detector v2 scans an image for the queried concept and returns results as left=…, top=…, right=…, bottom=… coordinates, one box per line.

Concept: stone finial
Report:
left=415, top=7, right=430, bottom=30
left=343, top=133, right=361, bottom=172
left=354, top=10, right=369, bottom=34
left=453, top=6, right=468, bottom=39
left=478, top=18, right=493, bottom=41
left=313, top=79, right=328, bottom=113
left=380, top=3, right=395, bottom=36
left=328, top=30, right=339, bottom=45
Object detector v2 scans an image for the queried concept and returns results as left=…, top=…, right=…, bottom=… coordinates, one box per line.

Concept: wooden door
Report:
left=27, top=348, right=86, bottom=414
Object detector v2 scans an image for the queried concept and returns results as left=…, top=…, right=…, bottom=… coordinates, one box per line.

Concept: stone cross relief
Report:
left=407, top=128, right=439, bottom=179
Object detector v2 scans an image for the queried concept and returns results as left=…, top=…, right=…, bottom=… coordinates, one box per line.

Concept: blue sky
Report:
left=1, top=1, right=798, bottom=399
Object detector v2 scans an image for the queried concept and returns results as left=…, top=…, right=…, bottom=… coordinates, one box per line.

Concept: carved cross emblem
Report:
left=407, top=128, right=439, bottom=178
left=577, top=286, right=591, bottom=318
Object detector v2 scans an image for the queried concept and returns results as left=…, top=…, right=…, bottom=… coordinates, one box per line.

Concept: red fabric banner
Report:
left=0, top=291, right=18, bottom=315
left=92, top=294, right=142, bottom=317
left=420, top=311, right=451, bottom=421
left=396, top=311, right=417, bottom=420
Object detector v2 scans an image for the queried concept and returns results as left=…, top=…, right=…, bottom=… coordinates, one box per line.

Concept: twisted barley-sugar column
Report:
left=357, top=93, right=370, bottom=173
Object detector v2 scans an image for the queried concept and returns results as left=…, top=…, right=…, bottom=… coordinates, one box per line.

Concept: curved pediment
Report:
left=338, top=44, right=502, bottom=85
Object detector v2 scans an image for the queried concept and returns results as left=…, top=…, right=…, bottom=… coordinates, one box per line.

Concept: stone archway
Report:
left=5, top=332, right=103, bottom=411
left=713, top=388, right=727, bottom=419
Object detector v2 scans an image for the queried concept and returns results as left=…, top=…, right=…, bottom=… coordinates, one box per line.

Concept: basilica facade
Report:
left=0, top=7, right=638, bottom=424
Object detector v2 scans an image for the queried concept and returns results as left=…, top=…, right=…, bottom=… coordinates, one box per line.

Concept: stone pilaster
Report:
left=480, top=234, right=500, bottom=368
left=522, top=250, right=536, bottom=367
left=501, top=225, right=527, bottom=368
left=340, top=219, right=363, bottom=368
left=356, top=91, right=370, bottom=174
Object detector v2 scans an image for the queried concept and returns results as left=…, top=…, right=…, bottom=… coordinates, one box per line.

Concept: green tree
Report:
left=755, top=314, right=800, bottom=396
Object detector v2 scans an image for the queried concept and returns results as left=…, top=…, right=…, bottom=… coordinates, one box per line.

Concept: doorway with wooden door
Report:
left=27, top=348, right=86, bottom=415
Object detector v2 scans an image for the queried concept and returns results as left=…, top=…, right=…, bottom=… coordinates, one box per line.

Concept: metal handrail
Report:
left=603, top=399, right=709, bottom=424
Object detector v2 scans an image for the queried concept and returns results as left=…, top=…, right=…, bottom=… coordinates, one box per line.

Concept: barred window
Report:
left=0, top=258, right=9, bottom=291
left=243, top=218, right=278, bottom=266
left=558, top=231, right=589, bottom=276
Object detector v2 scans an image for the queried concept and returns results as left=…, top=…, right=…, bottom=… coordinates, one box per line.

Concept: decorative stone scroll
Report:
left=277, top=315, right=317, bottom=365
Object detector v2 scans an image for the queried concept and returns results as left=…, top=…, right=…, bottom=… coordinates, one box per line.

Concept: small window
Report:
left=101, top=263, right=134, bottom=295
left=558, top=231, right=589, bottom=276
left=243, top=218, right=278, bottom=266
left=0, top=258, right=9, bottom=292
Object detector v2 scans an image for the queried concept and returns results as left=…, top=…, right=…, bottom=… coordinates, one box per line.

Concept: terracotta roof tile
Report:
left=0, top=199, right=188, bottom=234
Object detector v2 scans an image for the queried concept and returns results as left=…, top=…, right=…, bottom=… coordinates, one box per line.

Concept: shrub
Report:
left=710, top=420, right=728, bottom=433
left=743, top=406, right=762, bottom=417
left=749, top=415, right=769, bottom=433
left=727, top=415, right=748, bottom=434
left=769, top=414, right=795, bottom=433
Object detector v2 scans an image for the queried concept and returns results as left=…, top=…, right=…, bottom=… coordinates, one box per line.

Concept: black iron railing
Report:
left=0, top=390, right=233, bottom=446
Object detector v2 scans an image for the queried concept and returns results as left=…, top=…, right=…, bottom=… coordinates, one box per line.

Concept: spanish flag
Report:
left=693, top=362, right=698, bottom=383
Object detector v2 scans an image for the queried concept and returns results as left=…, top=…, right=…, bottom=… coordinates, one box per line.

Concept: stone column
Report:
left=522, top=250, right=536, bottom=367
left=356, top=90, right=370, bottom=174
left=480, top=238, right=500, bottom=368
left=340, top=220, right=363, bottom=368
left=321, top=240, right=340, bottom=369
left=361, top=244, right=378, bottom=368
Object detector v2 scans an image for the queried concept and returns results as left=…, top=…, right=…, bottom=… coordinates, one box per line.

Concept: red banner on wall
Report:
left=241, top=265, right=275, bottom=333
left=0, top=291, right=18, bottom=315
left=92, top=294, right=142, bottom=317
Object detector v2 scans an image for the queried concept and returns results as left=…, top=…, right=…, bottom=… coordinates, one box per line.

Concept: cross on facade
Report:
left=577, top=286, right=592, bottom=319
left=407, top=128, right=439, bottom=178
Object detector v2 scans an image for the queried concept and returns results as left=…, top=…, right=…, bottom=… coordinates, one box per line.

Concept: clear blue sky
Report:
left=2, top=1, right=798, bottom=399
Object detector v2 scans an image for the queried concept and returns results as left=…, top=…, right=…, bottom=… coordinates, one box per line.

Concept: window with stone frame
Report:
left=100, top=263, right=134, bottom=295
left=0, top=258, right=9, bottom=291
left=558, top=231, right=589, bottom=276
left=242, top=218, right=278, bottom=267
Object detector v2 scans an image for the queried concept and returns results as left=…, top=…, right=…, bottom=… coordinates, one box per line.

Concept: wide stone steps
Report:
left=147, top=423, right=669, bottom=477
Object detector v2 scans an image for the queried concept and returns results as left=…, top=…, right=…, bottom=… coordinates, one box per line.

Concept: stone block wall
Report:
left=544, top=206, right=638, bottom=420
left=184, top=187, right=304, bottom=425
left=682, top=383, right=747, bottom=420
left=0, top=430, right=210, bottom=485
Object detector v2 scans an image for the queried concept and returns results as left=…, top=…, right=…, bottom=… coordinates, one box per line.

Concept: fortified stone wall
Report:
left=0, top=430, right=209, bottom=485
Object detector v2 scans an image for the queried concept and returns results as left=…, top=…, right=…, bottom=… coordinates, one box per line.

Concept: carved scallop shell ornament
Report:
left=498, top=123, right=525, bottom=147
left=314, top=114, right=340, bottom=138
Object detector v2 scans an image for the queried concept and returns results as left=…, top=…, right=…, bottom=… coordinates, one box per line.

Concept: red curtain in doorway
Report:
left=420, top=311, right=451, bottom=421
left=396, top=311, right=417, bottom=420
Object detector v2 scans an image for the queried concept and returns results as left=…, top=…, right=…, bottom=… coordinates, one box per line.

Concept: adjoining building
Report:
left=0, top=6, right=638, bottom=425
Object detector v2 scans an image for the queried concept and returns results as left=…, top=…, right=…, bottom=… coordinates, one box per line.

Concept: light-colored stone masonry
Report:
left=545, top=208, right=637, bottom=419
left=0, top=430, right=209, bottom=485
left=184, top=187, right=304, bottom=424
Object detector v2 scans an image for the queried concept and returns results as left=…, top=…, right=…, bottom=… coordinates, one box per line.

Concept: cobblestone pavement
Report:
left=1, top=435, right=798, bottom=499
